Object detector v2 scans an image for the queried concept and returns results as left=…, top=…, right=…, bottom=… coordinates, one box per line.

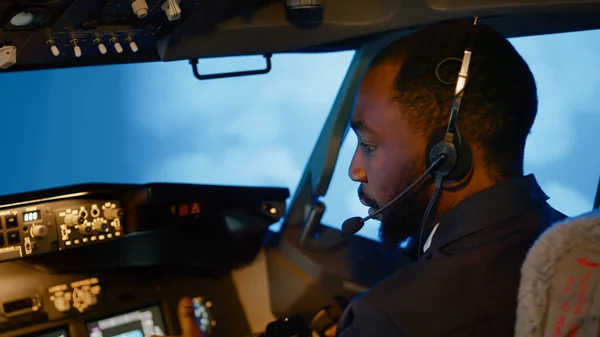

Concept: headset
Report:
left=425, top=18, right=479, bottom=185
left=416, top=17, right=480, bottom=257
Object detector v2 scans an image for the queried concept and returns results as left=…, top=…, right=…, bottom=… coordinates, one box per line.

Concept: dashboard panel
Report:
left=0, top=182, right=289, bottom=337
left=0, top=262, right=251, bottom=337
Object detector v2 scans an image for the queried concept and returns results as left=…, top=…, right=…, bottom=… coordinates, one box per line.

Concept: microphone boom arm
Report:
left=361, top=155, right=446, bottom=223
left=341, top=154, right=447, bottom=235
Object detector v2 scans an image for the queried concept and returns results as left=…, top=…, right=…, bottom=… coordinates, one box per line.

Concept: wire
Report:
left=417, top=175, right=443, bottom=260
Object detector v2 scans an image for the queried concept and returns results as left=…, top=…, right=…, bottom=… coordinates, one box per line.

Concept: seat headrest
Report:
left=515, top=209, right=600, bottom=337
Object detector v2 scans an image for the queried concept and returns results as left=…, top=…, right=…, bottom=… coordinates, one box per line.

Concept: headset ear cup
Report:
left=425, top=131, right=473, bottom=183
left=447, top=137, right=473, bottom=182
left=429, top=140, right=458, bottom=177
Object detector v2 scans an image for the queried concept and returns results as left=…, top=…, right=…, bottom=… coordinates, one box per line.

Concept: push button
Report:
left=5, top=216, right=17, bottom=229
left=7, top=231, right=19, bottom=245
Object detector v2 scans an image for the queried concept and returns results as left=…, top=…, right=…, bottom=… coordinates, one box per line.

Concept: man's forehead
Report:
left=350, top=65, right=399, bottom=134
left=351, top=94, right=381, bottom=135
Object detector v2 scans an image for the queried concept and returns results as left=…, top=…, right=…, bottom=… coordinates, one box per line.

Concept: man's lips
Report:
left=359, top=187, right=380, bottom=219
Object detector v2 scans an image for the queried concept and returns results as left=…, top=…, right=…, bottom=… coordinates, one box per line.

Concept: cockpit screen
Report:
left=86, top=305, right=166, bottom=337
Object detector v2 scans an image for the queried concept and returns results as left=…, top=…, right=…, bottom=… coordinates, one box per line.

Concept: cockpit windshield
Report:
left=0, top=29, right=598, bottom=243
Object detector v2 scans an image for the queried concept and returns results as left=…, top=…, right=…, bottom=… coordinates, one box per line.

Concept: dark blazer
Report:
left=336, top=174, right=566, bottom=337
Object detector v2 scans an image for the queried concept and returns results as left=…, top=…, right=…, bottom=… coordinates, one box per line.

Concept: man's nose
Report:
left=349, top=161, right=367, bottom=183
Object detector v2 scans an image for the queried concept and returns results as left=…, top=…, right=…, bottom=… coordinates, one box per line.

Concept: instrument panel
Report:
left=0, top=0, right=185, bottom=70
left=2, top=0, right=600, bottom=74
left=0, top=182, right=288, bottom=266
left=0, top=262, right=251, bottom=337
left=0, top=0, right=286, bottom=71
left=0, top=198, right=123, bottom=263
left=0, top=182, right=288, bottom=337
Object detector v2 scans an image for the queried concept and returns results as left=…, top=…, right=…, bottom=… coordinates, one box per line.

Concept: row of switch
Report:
left=46, top=37, right=139, bottom=58
left=64, top=230, right=121, bottom=246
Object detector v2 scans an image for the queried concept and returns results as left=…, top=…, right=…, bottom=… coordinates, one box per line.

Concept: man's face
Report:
left=349, top=64, right=432, bottom=247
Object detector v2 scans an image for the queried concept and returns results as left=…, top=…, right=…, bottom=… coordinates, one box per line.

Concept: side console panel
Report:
left=0, top=262, right=252, bottom=337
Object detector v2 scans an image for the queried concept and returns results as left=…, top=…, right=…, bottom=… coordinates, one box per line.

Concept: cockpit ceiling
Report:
left=2, top=0, right=600, bottom=71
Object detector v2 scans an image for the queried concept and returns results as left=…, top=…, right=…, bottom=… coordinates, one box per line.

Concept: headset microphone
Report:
left=341, top=155, right=446, bottom=235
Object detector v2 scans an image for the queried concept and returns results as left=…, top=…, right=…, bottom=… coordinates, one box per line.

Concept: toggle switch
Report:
left=46, top=40, right=60, bottom=56
left=70, top=39, right=82, bottom=58
left=110, top=38, right=123, bottom=54
left=94, top=38, right=107, bottom=54
left=51, top=45, right=60, bottom=56
left=126, top=37, right=138, bottom=52
left=114, top=42, right=123, bottom=53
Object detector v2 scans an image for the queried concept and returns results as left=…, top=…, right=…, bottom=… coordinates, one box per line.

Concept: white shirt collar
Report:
left=423, top=223, right=440, bottom=252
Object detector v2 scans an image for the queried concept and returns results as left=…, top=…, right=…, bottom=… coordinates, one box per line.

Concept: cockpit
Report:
left=0, top=1, right=599, bottom=336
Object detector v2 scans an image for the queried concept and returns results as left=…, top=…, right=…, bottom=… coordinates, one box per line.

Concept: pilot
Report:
left=160, top=18, right=567, bottom=337
left=330, top=18, right=566, bottom=336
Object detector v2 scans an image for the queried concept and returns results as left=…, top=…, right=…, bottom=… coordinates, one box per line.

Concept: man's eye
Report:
left=360, top=142, right=376, bottom=153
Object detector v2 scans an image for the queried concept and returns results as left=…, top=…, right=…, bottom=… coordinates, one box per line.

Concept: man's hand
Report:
left=324, top=323, right=338, bottom=337
left=152, top=297, right=205, bottom=337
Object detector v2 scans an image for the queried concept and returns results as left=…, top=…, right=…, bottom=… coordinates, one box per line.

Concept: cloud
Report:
left=143, top=145, right=301, bottom=189
left=130, top=51, right=356, bottom=199
left=523, top=108, right=574, bottom=167
left=130, top=52, right=355, bottom=138
left=511, top=37, right=574, bottom=166
left=222, top=108, right=284, bottom=142
left=512, top=30, right=600, bottom=166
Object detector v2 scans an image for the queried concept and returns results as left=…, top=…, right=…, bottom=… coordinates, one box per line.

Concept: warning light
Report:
left=191, top=202, right=200, bottom=214
left=178, top=204, right=189, bottom=216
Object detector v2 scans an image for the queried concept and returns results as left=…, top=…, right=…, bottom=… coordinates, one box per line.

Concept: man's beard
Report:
left=359, top=163, right=432, bottom=249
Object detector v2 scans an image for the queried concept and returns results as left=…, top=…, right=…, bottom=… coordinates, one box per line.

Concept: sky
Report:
left=0, top=30, right=598, bottom=242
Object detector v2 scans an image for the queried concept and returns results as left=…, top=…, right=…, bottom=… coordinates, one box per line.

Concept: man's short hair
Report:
left=371, top=18, right=538, bottom=180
